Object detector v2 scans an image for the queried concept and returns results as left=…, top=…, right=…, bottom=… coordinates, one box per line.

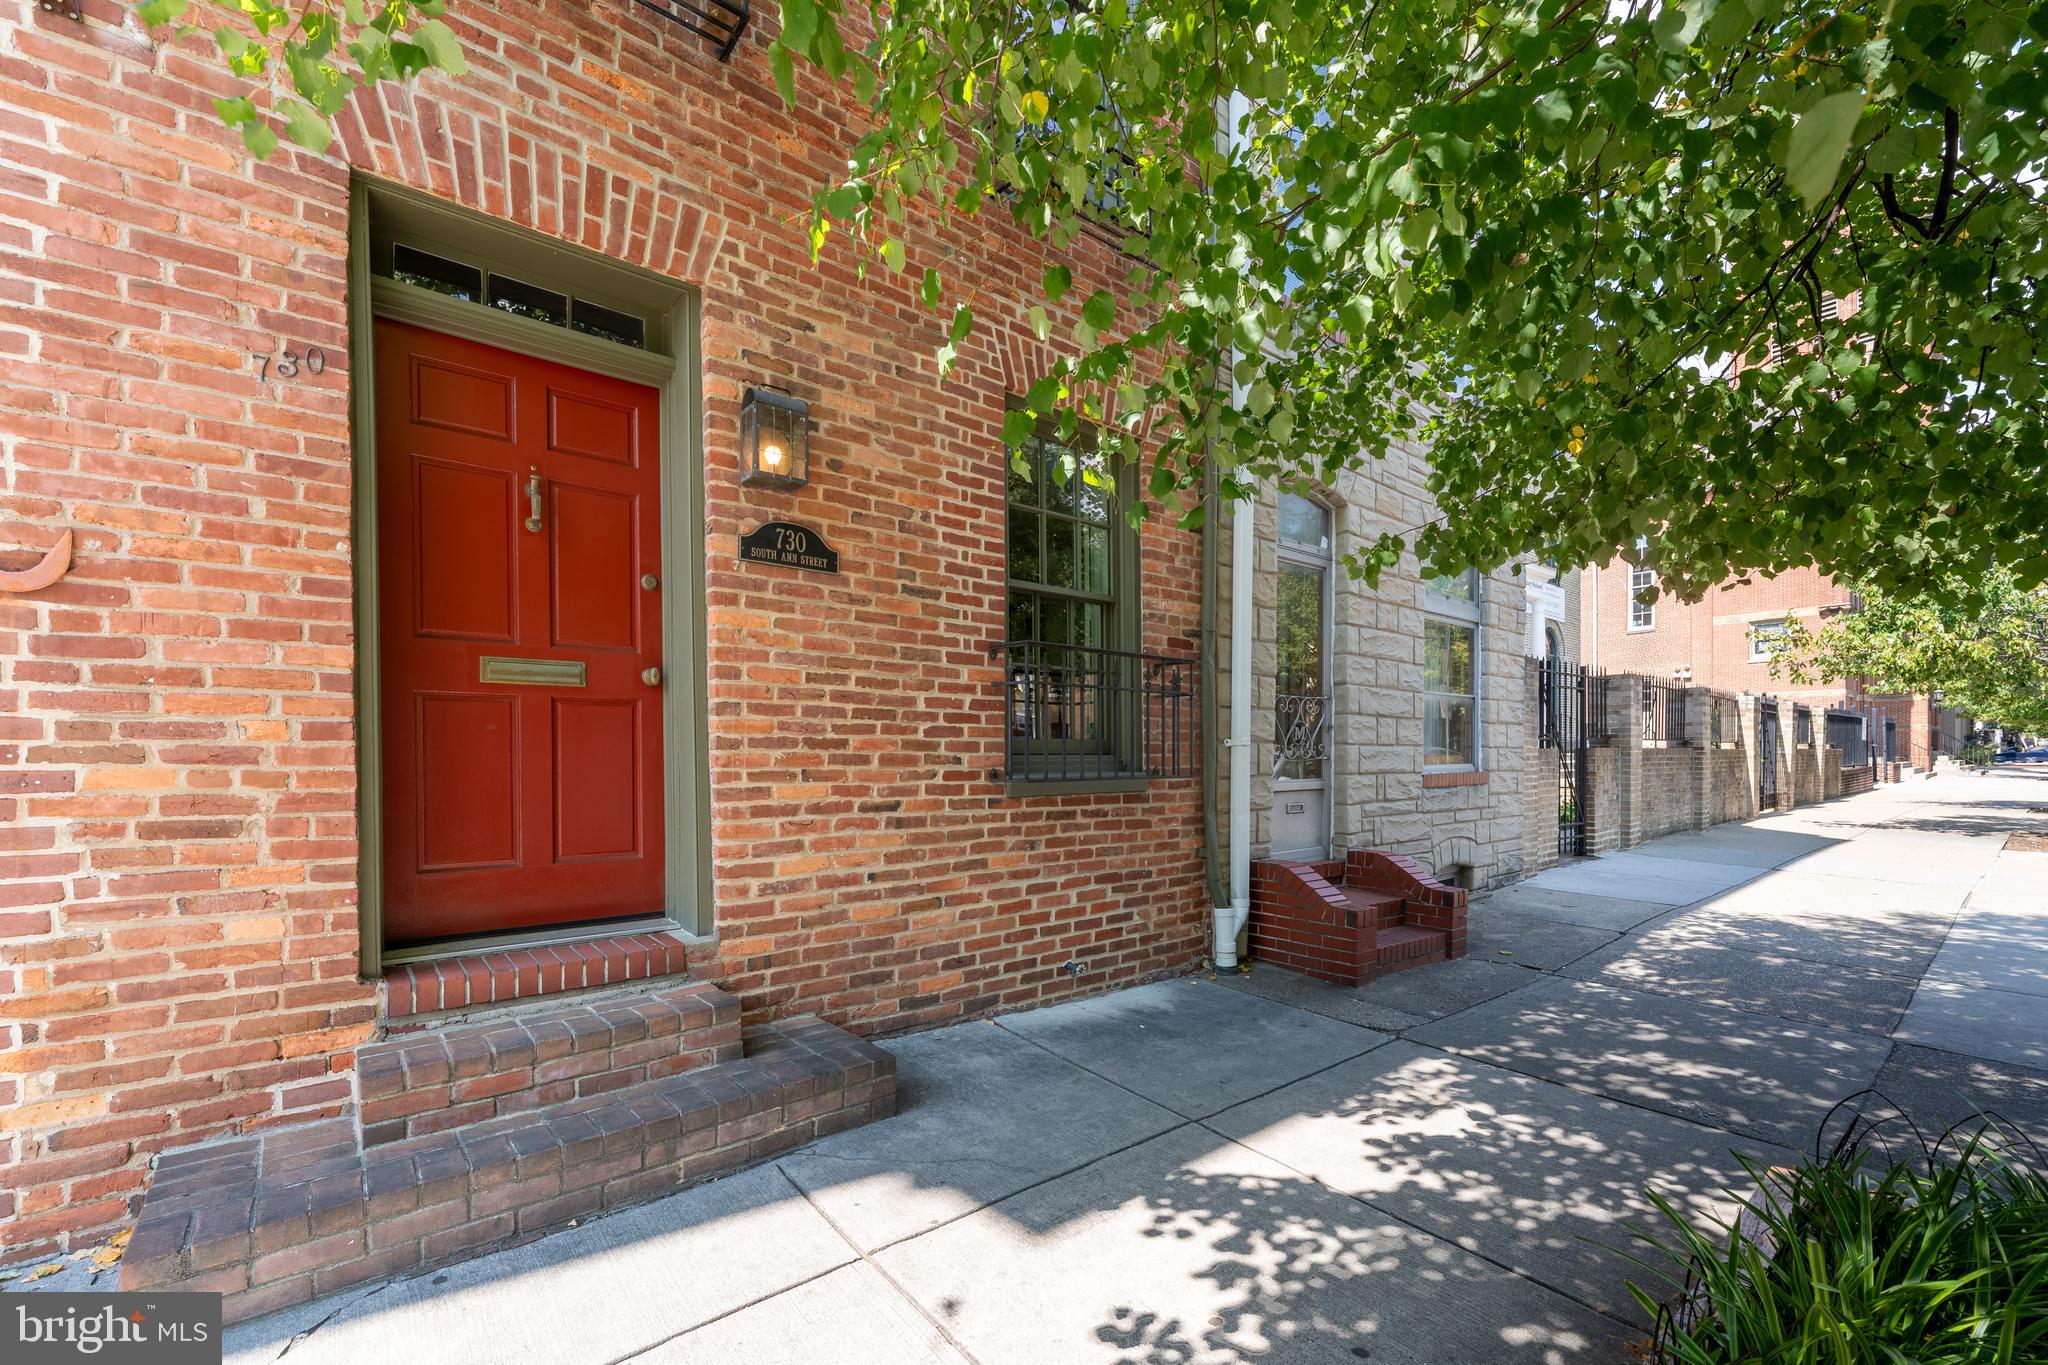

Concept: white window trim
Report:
left=1750, top=618, right=1787, bottom=662
left=1627, top=563, right=1656, bottom=632
left=1423, top=571, right=1482, bottom=770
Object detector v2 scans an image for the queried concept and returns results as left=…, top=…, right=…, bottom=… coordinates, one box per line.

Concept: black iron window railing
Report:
left=991, top=641, right=1196, bottom=783
left=1707, top=694, right=1743, bottom=747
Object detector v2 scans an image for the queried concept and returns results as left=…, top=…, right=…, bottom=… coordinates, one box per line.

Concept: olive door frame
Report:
left=347, top=176, right=714, bottom=975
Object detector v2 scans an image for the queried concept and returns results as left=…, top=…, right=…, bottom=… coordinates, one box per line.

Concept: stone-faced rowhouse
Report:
left=0, top=0, right=1505, bottom=1317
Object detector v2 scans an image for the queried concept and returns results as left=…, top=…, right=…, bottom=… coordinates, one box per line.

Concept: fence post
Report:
left=1774, top=696, right=1798, bottom=811
left=1684, top=686, right=1712, bottom=831
left=1737, top=693, right=1761, bottom=818
left=1596, top=674, right=1643, bottom=850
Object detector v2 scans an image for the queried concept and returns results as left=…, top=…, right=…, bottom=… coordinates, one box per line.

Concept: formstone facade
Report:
left=1222, top=431, right=1530, bottom=891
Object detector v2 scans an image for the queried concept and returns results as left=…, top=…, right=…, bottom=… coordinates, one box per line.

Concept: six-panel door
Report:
left=376, top=320, right=665, bottom=943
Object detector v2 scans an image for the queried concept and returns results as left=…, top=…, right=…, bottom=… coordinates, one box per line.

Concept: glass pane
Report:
left=570, top=299, right=646, bottom=348
left=1276, top=562, right=1324, bottom=696
left=390, top=244, right=481, bottom=301
left=1076, top=447, right=1111, bottom=521
left=1079, top=603, right=1103, bottom=647
left=1040, top=596, right=1074, bottom=645
left=1007, top=441, right=1038, bottom=508
left=1008, top=509, right=1040, bottom=584
left=487, top=274, right=569, bottom=325
left=1425, top=697, right=1475, bottom=766
left=1425, top=619, right=1474, bottom=694
left=1278, top=493, right=1329, bottom=550
left=1078, top=523, right=1110, bottom=596
left=1275, top=560, right=1327, bottom=783
left=1046, top=517, right=1077, bottom=588
left=1425, top=567, right=1476, bottom=602
left=1043, top=440, right=1078, bottom=515
left=1007, top=594, right=1035, bottom=644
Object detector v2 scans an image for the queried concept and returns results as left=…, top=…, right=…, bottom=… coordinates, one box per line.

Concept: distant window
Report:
left=1627, top=540, right=1655, bottom=630
left=1544, top=625, right=1564, bottom=660
left=1750, top=619, right=1789, bottom=662
left=1424, top=566, right=1481, bottom=767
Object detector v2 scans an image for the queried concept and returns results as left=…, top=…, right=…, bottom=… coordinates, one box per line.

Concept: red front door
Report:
left=375, top=320, right=665, bottom=944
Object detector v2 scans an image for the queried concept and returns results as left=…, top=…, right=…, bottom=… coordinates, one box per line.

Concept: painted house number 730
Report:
left=253, top=346, right=327, bottom=383
left=774, top=527, right=810, bottom=554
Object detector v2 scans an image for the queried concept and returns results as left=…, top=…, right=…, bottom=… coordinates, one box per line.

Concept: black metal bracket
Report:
left=633, top=0, right=749, bottom=61
left=38, top=0, right=83, bottom=19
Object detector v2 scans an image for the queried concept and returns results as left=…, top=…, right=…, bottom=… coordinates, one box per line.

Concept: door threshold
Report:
left=380, top=914, right=683, bottom=970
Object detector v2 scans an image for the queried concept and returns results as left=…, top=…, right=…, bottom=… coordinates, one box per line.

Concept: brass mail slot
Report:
left=478, top=655, right=586, bottom=687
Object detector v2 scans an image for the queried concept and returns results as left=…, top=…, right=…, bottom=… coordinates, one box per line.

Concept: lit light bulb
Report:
left=762, top=441, right=786, bottom=469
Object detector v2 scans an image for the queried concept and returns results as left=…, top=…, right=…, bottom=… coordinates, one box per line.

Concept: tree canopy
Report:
left=772, top=0, right=2047, bottom=598
left=1777, top=571, right=2048, bottom=732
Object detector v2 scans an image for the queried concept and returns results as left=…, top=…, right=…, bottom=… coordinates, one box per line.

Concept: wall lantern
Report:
left=739, top=388, right=810, bottom=491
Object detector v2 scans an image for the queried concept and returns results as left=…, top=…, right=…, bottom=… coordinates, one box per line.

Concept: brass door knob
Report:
left=641, top=666, right=663, bottom=686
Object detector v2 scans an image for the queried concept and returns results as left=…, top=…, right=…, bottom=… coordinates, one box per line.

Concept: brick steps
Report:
left=1250, top=849, right=1468, bottom=986
left=121, top=1015, right=895, bottom=1324
left=1374, top=924, right=1446, bottom=972
left=1340, top=886, right=1406, bottom=930
left=357, top=980, right=741, bottom=1146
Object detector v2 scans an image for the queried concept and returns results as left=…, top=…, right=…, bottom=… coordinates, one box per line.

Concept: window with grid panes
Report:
left=1002, top=422, right=1139, bottom=775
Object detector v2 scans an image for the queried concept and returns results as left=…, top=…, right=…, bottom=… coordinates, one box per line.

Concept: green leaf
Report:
left=212, top=94, right=257, bottom=127
left=278, top=96, right=334, bottom=153
left=410, top=17, right=467, bottom=74
left=1042, top=265, right=1071, bottom=302
left=879, top=237, right=906, bottom=272
left=919, top=267, right=941, bottom=307
left=1784, top=91, right=1867, bottom=208
left=768, top=39, right=796, bottom=105
left=1081, top=289, right=1115, bottom=330
left=949, top=304, right=974, bottom=343
left=239, top=117, right=279, bottom=159
left=822, top=185, right=862, bottom=219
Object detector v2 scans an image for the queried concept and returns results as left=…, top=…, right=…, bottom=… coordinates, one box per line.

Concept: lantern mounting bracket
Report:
left=632, top=0, right=750, bottom=61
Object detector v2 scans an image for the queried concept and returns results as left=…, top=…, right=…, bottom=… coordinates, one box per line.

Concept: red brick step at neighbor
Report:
left=1247, top=849, right=1467, bottom=987
left=120, top=986, right=894, bottom=1325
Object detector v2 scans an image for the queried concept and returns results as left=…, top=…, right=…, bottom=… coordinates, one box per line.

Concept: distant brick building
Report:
left=1576, top=560, right=1968, bottom=767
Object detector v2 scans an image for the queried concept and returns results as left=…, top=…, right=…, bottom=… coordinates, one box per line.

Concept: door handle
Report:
left=524, top=470, right=543, bottom=533
left=641, top=666, right=663, bottom=687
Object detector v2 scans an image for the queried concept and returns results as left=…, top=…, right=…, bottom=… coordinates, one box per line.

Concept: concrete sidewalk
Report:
left=219, top=768, right=2048, bottom=1365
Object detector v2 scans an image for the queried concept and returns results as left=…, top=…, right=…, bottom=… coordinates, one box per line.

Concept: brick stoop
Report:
left=119, top=1014, right=895, bottom=1323
left=1249, top=850, right=1469, bottom=987
left=357, top=980, right=742, bottom=1146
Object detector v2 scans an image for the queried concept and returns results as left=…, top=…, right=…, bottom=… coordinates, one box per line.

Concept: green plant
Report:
left=1628, top=1138, right=2048, bottom=1364
left=774, top=0, right=2048, bottom=601
left=1960, top=742, right=1996, bottom=767
left=135, top=0, right=467, bottom=158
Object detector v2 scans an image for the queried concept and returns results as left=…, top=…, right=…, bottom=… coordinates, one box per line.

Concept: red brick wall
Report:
left=0, top=0, right=1205, bottom=1260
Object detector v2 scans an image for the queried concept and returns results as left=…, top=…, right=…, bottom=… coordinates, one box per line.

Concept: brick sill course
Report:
left=1422, top=769, right=1489, bottom=788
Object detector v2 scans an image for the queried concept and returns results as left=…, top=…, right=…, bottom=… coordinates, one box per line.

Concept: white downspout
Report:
left=1213, top=90, right=1255, bottom=970
left=1215, top=487, right=1255, bottom=967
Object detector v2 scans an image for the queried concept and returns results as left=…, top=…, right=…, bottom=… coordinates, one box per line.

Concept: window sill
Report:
left=1003, top=776, right=1150, bottom=797
left=1626, top=624, right=1656, bottom=633
left=1423, top=769, right=1489, bottom=788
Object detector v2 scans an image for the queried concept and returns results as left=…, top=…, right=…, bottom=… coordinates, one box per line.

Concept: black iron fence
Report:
left=1635, top=676, right=1690, bottom=747
left=990, top=640, right=1196, bottom=783
left=1537, top=656, right=1589, bottom=857
left=1826, top=710, right=1867, bottom=764
left=1707, top=693, right=1742, bottom=747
